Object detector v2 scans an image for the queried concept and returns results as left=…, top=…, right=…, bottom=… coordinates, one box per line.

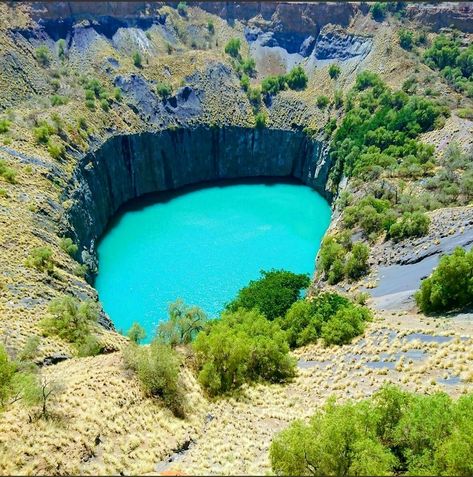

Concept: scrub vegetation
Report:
left=415, top=247, right=473, bottom=314
left=271, top=385, right=473, bottom=476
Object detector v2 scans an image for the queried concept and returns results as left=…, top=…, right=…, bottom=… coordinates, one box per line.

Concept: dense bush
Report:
left=124, top=340, right=184, bottom=416
left=193, top=308, right=295, bottom=395
left=316, top=95, right=329, bottom=109
left=35, top=45, right=51, bottom=66
left=59, top=237, right=78, bottom=256
left=398, top=29, right=414, bottom=50
left=254, top=111, right=267, bottom=128
left=0, top=118, right=10, bottom=134
left=328, top=64, right=341, bottom=79
left=26, top=247, right=54, bottom=272
left=224, top=38, right=241, bottom=58
left=285, top=65, right=308, bottom=89
left=415, top=247, right=473, bottom=314
left=50, top=95, right=68, bottom=106
left=318, top=235, right=370, bottom=284
left=270, top=385, right=473, bottom=476
left=33, top=121, right=56, bottom=144
left=226, top=269, right=310, bottom=320
left=388, top=211, right=430, bottom=241
left=40, top=296, right=102, bottom=355
left=177, top=1, right=187, bottom=16
left=424, top=34, right=473, bottom=97
left=0, top=159, right=16, bottom=184
left=261, top=75, right=286, bottom=95
left=156, top=81, right=172, bottom=99
left=278, top=292, right=371, bottom=348
left=240, top=57, right=256, bottom=76
left=47, top=139, right=65, bottom=160
left=157, top=299, right=207, bottom=346
left=370, top=2, right=387, bottom=21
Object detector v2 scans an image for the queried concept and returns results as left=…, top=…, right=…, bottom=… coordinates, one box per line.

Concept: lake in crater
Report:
left=95, top=179, right=331, bottom=340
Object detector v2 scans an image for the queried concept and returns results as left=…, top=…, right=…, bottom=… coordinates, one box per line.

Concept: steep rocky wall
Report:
left=64, top=126, right=331, bottom=262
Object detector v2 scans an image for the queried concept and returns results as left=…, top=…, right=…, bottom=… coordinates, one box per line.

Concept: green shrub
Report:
left=457, top=107, right=473, bottom=120
left=224, top=38, right=241, bottom=58
left=156, top=81, right=172, bottom=99
left=399, top=29, right=414, bottom=50
left=50, top=95, right=68, bottom=106
left=226, top=269, right=310, bottom=321
left=320, top=305, right=369, bottom=345
left=261, top=75, right=286, bottom=95
left=40, top=296, right=99, bottom=347
left=157, top=299, right=207, bottom=346
left=57, top=39, right=66, bottom=60
left=59, top=237, right=78, bottom=256
left=132, top=51, right=142, bottom=68
left=0, top=343, right=38, bottom=409
left=415, top=247, right=473, bottom=314
left=35, top=45, right=51, bottom=66
left=272, top=385, right=473, bottom=476
left=254, top=111, right=267, bottom=128
left=240, top=57, right=256, bottom=76
left=388, top=211, right=430, bottom=241
left=85, top=99, right=95, bottom=110
left=247, top=86, right=261, bottom=105
left=0, top=160, right=16, bottom=184
left=193, top=308, right=295, bottom=396
left=240, top=74, right=250, bottom=91
left=316, top=95, right=329, bottom=109
left=123, top=341, right=184, bottom=416
left=328, top=63, right=341, bottom=79
left=318, top=235, right=370, bottom=284
left=47, top=139, right=65, bottom=160
left=0, top=118, right=11, bottom=133
left=100, top=98, right=110, bottom=111
left=73, top=263, right=88, bottom=278
left=26, top=247, right=54, bottom=272
left=285, top=65, right=308, bottom=90
left=370, top=2, right=387, bottom=21
left=278, top=293, right=370, bottom=348
left=33, top=121, right=56, bottom=144
left=207, top=20, right=215, bottom=34
left=127, top=322, right=146, bottom=344
left=76, top=335, right=102, bottom=357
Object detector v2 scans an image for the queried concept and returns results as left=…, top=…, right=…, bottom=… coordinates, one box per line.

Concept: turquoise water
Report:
left=95, top=180, right=331, bottom=340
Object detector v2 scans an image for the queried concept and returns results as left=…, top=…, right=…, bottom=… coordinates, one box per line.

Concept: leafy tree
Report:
left=328, top=64, right=341, bottom=79
left=424, top=34, right=459, bottom=70
left=40, top=296, right=100, bottom=352
left=271, top=385, right=473, bottom=476
left=132, top=51, right=142, bottom=68
left=35, top=45, right=51, bottom=66
left=124, top=341, right=184, bottom=416
left=224, top=38, right=241, bottom=58
left=127, top=322, right=146, bottom=344
left=193, top=308, right=295, bottom=395
left=320, top=305, right=369, bottom=345
left=285, top=65, right=308, bottom=89
left=415, top=247, right=473, bottom=314
left=344, top=242, right=370, bottom=280
left=456, top=45, right=473, bottom=78
left=399, top=29, right=414, bottom=50
left=226, top=269, right=309, bottom=320
left=157, top=299, right=207, bottom=346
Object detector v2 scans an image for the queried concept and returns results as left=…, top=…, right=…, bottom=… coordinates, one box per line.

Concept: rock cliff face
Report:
left=64, top=126, right=331, bottom=263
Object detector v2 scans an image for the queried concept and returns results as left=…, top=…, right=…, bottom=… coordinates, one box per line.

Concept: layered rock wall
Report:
left=64, top=126, right=331, bottom=258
